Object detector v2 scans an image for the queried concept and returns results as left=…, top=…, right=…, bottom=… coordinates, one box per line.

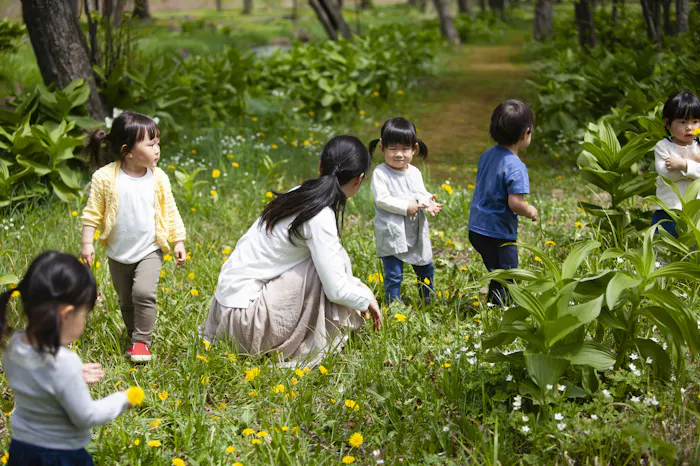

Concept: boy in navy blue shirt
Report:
left=468, top=99, right=538, bottom=305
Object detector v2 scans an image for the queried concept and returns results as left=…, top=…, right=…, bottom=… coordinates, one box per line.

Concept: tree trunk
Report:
left=103, top=0, right=114, bottom=17
left=243, top=0, right=252, bottom=14
left=310, top=0, right=338, bottom=39
left=574, top=0, right=596, bottom=48
left=676, top=0, right=689, bottom=33
left=458, top=0, right=473, bottom=15
left=216, top=0, right=222, bottom=11
left=662, top=0, right=673, bottom=35
left=133, top=0, right=151, bottom=19
left=640, top=0, right=662, bottom=48
left=432, top=0, right=461, bottom=45
left=360, top=0, right=372, bottom=9
left=489, top=0, right=505, bottom=18
left=292, top=0, right=299, bottom=21
left=479, top=0, right=486, bottom=11
left=611, top=0, right=618, bottom=25
left=21, top=0, right=106, bottom=119
left=68, top=0, right=80, bottom=15
left=113, top=0, right=127, bottom=27
left=533, top=0, right=553, bottom=40
left=310, top=0, right=351, bottom=40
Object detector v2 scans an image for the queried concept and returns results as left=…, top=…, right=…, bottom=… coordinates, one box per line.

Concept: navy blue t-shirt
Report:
left=468, top=145, right=530, bottom=241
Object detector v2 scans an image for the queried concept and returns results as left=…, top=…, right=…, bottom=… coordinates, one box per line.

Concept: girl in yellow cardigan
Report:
left=81, top=111, right=186, bottom=362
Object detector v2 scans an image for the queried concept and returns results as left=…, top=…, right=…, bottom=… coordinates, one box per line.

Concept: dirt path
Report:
left=411, top=32, right=532, bottom=182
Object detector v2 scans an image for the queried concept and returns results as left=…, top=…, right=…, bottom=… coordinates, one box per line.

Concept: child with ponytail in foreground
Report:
left=1, top=251, right=135, bottom=466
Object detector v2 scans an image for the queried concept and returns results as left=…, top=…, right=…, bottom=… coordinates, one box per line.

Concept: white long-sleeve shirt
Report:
left=370, top=163, right=433, bottom=265
left=655, top=138, right=700, bottom=209
left=3, top=332, right=129, bottom=450
left=214, top=207, right=373, bottom=310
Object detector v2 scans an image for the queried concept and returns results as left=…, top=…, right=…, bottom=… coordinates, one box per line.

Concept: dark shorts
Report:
left=8, top=439, right=94, bottom=466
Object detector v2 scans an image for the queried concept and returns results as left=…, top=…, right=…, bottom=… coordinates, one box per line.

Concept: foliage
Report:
left=249, top=24, right=443, bottom=120
left=0, top=80, right=101, bottom=206
left=452, top=12, right=508, bottom=44
left=0, top=19, right=25, bottom=55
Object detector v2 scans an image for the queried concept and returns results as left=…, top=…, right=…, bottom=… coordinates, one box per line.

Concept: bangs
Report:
left=664, top=91, right=700, bottom=121
left=381, top=118, right=417, bottom=148
left=134, top=118, right=161, bottom=143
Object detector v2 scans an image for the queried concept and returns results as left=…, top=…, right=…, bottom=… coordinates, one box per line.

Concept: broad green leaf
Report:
left=649, top=262, right=700, bottom=281
left=623, top=338, right=671, bottom=381
left=504, top=284, right=547, bottom=323
left=561, top=240, right=600, bottom=280
left=552, top=341, right=616, bottom=370
left=524, top=352, right=570, bottom=389
left=513, top=243, right=560, bottom=281
left=0, top=274, right=19, bottom=286
left=605, top=272, right=641, bottom=310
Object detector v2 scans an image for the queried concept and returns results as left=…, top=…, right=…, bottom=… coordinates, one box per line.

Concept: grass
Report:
left=2, top=4, right=700, bottom=465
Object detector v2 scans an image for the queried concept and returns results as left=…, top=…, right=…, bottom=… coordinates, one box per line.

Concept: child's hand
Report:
left=665, top=156, right=688, bottom=172
left=528, top=205, right=539, bottom=222
left=82, top=363, right=105, bottom=385
left=174, top=241, right=186, bottom=266
left=425, top=202, right=443, bottom=216
left=689, top=153, right=700, bottom=163
left=364, top=297, right=382, bottom=331
left=81, top=243, right=95, bottom=268
left=407, top=201, right=427, bottom=216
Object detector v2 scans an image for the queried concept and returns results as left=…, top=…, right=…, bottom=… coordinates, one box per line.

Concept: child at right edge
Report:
left=468, top=99, right=538, bottom=306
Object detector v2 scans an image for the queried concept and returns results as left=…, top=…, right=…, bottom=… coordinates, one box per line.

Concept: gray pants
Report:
left=108, top=250, right=163, bottom=346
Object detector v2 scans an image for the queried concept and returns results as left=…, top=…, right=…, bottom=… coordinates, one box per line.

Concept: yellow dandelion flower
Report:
left=200, top=375, right=210, bottom=385
left=0, top=454, right=7, bottom=465
left=226, top=446, right=236, bottom=453
left=256, top=431, right=269, bottom=437
left=319, top=365, right=329, bottom=375
left=163, top=254, right=173, bottom=261
left=158, top=390, right=168, bottom=401
left=342, top=456, right=356, bottom=464
left=71, top=210, right=78, bottom=217
left=244, top=367, right=260, bottom=381
left=348, top=432, right=363, bottom=447
left=442, top=363, right=451, bottom=368
left=172, top=459, right=185, bottom=466
left=190, top=289, right=199, bottom=297
left=147, top=440, right=161, bottom=447
left=472, top=301, right=479, bottom=306
left=241, top=428, right=255, bottom=436
left=359, top=110, right=365, bottom=115
left=534, top=256, right=542, bottom=262
left=291, top=377, right=299, bottom=385
left=223, top=246, right=232, bottom=255
left=309, top=111, right=315, bottom=116
left=168, top=164, right=176, bottom=169
left=93, top=229, right=101, bottom=240
left=545, top=240, right=556, bottom=246
left=575, top=221, right=584, bottom=228
left=188, top=272, right=195, bottom=280
left=191, top=149, right=197, bottom=154
left=134, top=439, right=140, bottom=446
left=212, top=169, right=221, bottom=179
left=295, top=368, right=304, bottom=377
left=211, top=416, right=220, bottom=421
left=210, top=190, right=217, bottom=197
left=149, top=419, right=161, bottom=428
left=251, top=439, right=262, bottom=445
left=176, top=399, right=182, bottom=406
left=282, top=426, right=289, bottom=431
left=441, top=183, right=454, bottom=195
left=265, top=191, right=273, bottom=198
left=303, top=367, right=310, bottom=374
left=397, top=89, right=404, bottom=95
left=272, top=384, right=285, bottom=393
left=450, top=167, right=456, bottom=171
left=233, top=463, right=243, bottom=466
left=232, top=162, right=240, bottom=168
left=252, top=117, right=258, bottom=121
left=196, top=355, right=208, bottom=363
left=373, top=91, right=380, bottom=97
left=10, top=290, right=19, bottom=297
left=126, top=386, right=145, bottom=405
left=423, top=277, right=431, bottom=285
left=249, top=389, right=257, bottom=397
left=394, top=313, right=407, bottom=322
left=467, top=184, right=475, bottom=190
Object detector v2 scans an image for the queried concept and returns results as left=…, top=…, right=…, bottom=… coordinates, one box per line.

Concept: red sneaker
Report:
left=130, top=342, right=151, bottom=362
left=125, top=344, right=135, bottom=358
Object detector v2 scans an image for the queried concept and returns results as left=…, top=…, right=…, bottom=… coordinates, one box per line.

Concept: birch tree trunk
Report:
left=676, top=0, right=689, bottom=34
left=432, top=0, right=461, bottom=45
left=534, top=0, right=553, bottom=40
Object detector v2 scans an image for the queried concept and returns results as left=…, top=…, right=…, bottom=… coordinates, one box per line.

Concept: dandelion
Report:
left=242, top=428, right=255, bottom=436
left=256, top=431, right=269, bottom=437
left=342, top=456, right=356, bottom=464
left=467, top=184, right=475, bottom=190
left=397, top=89, right=404, bottom=95
left=210, top=190, right=217, bottom=197
left=249, top=390, right=257, bottom=397
left=545, top=240, right=556, bottom=246
left=345, top=399, right=360, bottom=410
left=319, top=365, right=329, bottom=375
left=441, top=363, right=451, bottom=368
left=359, top=110, right=365, bottom=115
left=158, top=390, right=168, bottom=401
left=226, top=446, right=236, bottom=453
left=10, top=290, right=18, bottom=297
left=134, top=439, right=140, bottom=446
left=168, top=164, right=176, bottom=169
left=191, top=149, right=197, bottom=154
left=212, top=169, right=221, bottom=178
left=244, top=367, right=260, bottom=381
left=147, top=440, right=162, bottom=447
left=190, top=289, right=199, bottom=297
left=200, top=375, right=210, bottom=385
left=423, top=277, right=431, bottom=285
left=575, top=221, right=583, bottom=228
left=373, top=91, right=380, bottom=97
left=251, top=439, right=262, bottom=445
left=172, top=459, right=185, bottom=466
left=233, top=463, right=243, bottom=466
left=71, top=211, right=78, bottom=217
left=126, top=386, right=145, bottom=405
left=163, top=254, right=173, bottom=261
left=534, top=256, right=542, bottom=262
left=394, top=313, right=407, bottom=322
left=272, top=384, right=285, bottom=393
left=232, top=162, right=240, bottom=168
left=219, top=402, right=227, bottom=408
left=265, top=192, right=273, bottom=198
left=188, top=272, right=195, bottom=280
left=348, top=432, right=363, bottom=447
left=149, top=419, right=162, bottom=428
left=295, top=368, right=305, bottom=377
left=441, top=183, right=454, bottom=194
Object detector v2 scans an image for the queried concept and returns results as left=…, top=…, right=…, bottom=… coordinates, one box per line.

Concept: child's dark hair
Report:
left=662, top=91, right=700, bottom=123
left=368, top=117, right=428, bottom=159
left=84, top=111, right=160, bottom=168
left=489, top=99, right=534, bottom=146
left=0, top=251, right=97, bottom=356
left=260, top=135, right=371, bottom=242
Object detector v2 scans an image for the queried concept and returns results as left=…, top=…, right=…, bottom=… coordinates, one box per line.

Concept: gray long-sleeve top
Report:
left=2, top=331, right=130, bottom=450
left=370, top=163, right=434, bottom=265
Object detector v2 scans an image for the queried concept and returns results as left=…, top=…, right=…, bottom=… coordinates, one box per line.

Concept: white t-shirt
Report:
left=214, top=207, right=373, bottom=310
left=655, top=138, right=700, bottom=210
left=106, top=168, right=159, bottom=264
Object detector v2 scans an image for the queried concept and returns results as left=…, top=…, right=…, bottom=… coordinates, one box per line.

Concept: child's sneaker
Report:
left=130, top=342, right=151, bottom=362
left=125, top=344, right=134, bottom=358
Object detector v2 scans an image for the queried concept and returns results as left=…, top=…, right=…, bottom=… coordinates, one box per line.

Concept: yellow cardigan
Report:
left=81, top=161, right=186, bottom=253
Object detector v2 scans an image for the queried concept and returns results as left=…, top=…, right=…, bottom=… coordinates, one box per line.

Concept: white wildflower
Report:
left=521, top=425, right=530, bottom=433
left=506, top=374, right=513, bottom=382
left=557, top=423, right=566, bottom=431
left=554, top=413, right=564, bottom=421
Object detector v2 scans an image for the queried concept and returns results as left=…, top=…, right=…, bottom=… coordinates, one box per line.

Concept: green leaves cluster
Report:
left=250, top=24, right=442, bottom=119
left=0, top=80, right=100, bottom=206
left=483, top=232, right=700, bottom=402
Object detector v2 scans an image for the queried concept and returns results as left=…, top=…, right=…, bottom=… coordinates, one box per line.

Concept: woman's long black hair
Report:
left=368, top=117, right=428, bottom=158
left=260, top=135, right=371, bottom=242
left=0, top=251, right=97, bottom=356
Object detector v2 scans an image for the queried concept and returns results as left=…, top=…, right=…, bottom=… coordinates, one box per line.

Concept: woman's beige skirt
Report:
left=200, top=257, right=364, bottom=366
